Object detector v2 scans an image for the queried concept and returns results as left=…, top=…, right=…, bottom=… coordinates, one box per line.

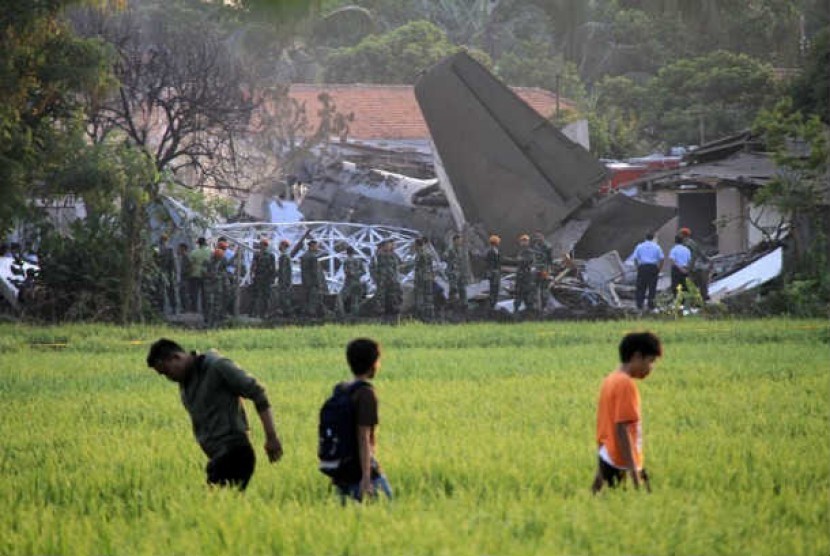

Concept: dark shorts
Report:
left=206, top=442, right=256, bottom=491
left=598, top=456, right=626, bottom=488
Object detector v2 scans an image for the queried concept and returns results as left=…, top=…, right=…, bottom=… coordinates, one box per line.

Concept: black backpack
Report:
left=317, top=380, right=371, bottom=483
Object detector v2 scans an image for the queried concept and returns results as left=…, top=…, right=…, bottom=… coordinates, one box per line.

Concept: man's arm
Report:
left=614, top=422, right=641, bottom=489
left=215, top=359, right=283, bottom=463
left=357, top=425, right=374, bottom=497
left=257, top=406, right=283, bottom=463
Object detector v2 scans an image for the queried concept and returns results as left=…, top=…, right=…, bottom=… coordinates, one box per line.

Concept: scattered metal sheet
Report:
left=546, top=219, right=592, bottom=258
left=1, top=257, right=38, bottom=310
left=581, top=250, right=626, bottom=306
left=572, top=194, right=677, bottom=259
left=415, top=52, right=608, bottom=255
left=708, top=246, right=783, bottom=300
left=299, top=162, right=455, bottom=238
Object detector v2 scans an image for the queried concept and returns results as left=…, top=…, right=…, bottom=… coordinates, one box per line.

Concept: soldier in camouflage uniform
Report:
left=300, top=239, right=326, bottom=318
left=188, top=237, right=211, bottom=315
left=204, top=248, right=229, bottom=327
left=276, top=239, right=294, bottom=317
left=157, top=234, right=178, bottom=314
left=371, top=240, right=402, bottom=318
left=250, top=239, right=276, bottom=318
left=443, top=234, right=469, bottom=310
left=485, top=235, right=502, bottom=309
left=340, top=246, right=365, bottom=318
left=176, top=243, right=191, bottom=313
left=514, top=234, right=536, bottom=313
left=413, top=237, right=435, bottom=321
left=531, top=231, right=554, bottom=312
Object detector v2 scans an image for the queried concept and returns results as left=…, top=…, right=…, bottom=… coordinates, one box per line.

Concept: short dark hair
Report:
left=675, top=235, right=684, bottom=244
left=147, top=338, right=185, bottom=368
left=645, top=232, right=655, bottom=240
left=197, top=237, right=207, bottom=246
left=619, top=332, right=662, bottom=363
left=346, top=338, right=380, bottom=375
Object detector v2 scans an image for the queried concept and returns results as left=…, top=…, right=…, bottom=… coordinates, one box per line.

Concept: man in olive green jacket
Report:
left=147, top=338, right=283, bottom=490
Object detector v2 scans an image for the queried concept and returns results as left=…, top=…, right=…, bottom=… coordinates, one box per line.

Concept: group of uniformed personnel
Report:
left=154, top=230, right=564, bottom=326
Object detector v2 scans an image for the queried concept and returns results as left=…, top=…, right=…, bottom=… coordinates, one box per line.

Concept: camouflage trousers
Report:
left=340, top=281, right=364, bottom=317
left=413, top=277, right=434, bottom=320
left=374, top=282, right=402, bottom=316
left=204, top=284, right=226, bottom=326
left=303, top=284, right=324, bottom=317
left=488, top=271, right=501, bottom=308
left=249, top=281, right=272, bottom=317
left=513, top=274, right=536, bottom=312
left=447, top=273, right=467, bottom=306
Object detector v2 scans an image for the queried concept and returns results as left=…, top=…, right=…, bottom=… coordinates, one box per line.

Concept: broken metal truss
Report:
left=210, top=221, right=434, bottom=292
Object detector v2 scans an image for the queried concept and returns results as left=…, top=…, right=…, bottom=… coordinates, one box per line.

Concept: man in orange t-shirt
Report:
left=592, top=331, right=662, bottom=493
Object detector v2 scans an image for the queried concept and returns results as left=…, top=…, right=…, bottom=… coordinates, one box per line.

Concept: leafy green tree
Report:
left=0, top=0, right=112, bottom=236
left=644, top=50, right=777, bottom=145
left=495, top=39, right=585, bottom=101
left=323, top=20, right=491, bottom=84
left=752, top=98, right=829, bottom=315
left=791, top=26, right=830, bottom=125
left=39, top=141, right=159, bottom=323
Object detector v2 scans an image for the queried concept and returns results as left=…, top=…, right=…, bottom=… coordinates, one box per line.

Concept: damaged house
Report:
left=626, top=131, right=782, bottom=255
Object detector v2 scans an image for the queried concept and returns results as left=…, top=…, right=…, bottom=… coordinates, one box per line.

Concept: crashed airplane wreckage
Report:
left=285, top=51, right=790, bottom=314
left=166, top=52, right=780, bottom=317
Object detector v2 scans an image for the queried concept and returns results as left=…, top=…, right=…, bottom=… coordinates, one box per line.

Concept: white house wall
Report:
left=716, top=187, right=746, bottom=255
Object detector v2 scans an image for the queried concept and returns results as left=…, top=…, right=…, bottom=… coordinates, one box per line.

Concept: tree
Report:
left=323, top=20, right=491, bottom=84
left=644, top=50, right=777, bottom=145
left=791, top=26, right=830, bottom=125
left=495, top=39, right=585, bottom=102
left=71, top=1, right=259, bottom=193
left=752, top=98, right=829, bottom=315
left=0, top=0, right=112, bottom=236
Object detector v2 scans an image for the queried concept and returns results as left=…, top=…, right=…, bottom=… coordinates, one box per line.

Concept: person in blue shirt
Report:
left=668, top=235, right=692, bottom=298
left=630, top=233, right=664, bottom=311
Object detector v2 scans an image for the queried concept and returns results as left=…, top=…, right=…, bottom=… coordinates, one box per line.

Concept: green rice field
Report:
left=0, top=319, right=828, bottom=555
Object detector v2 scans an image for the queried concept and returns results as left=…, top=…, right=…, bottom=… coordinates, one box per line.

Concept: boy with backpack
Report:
left=318, top=338, right=392, bottom=502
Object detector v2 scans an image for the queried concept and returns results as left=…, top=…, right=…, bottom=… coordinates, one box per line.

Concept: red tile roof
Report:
left=287, top=84, right=575, bottom=141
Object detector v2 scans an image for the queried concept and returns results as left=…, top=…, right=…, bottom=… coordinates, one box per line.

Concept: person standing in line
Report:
left=679, top=227, right=712, bottom=301
left=340, top=246, right=365, bottom=318
left=485, top=235, right=502, bottom=309
left=412, top=237, right=435, bottom=321
left=217, top=238, right=239, bottom=317
left=187, top=237, right=211, bottom=314
left=250, top=239, right=276, bottom=318
left=276, top=239, right=294, bottom=317
left=372, top=240, right=402, bottom=320
left=513, top=234, right=536, bottom=313
left=146, top=338, right=283, bottom=491
left=592, top=331, right=662, bottom=493
left=630, top=233, right=665, bottom=311
left=204, top=248, right=229, bottom=327
left=177, top=243, right=191, bottom=313
left=530, top=231, right=554, bottom=312
left=157, top=234, right=178, bottom=314
left=668, top=235, right=692, bottom=299
left=300, top=238, right=326, bottom=318
left=443, top=234, right=469, bottom=310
